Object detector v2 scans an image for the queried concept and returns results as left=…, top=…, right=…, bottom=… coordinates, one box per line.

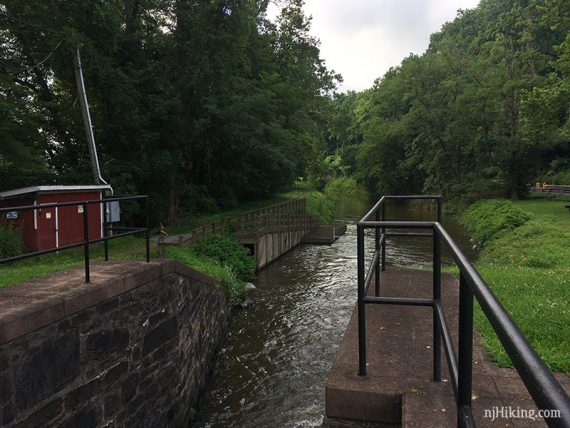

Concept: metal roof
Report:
left=0, top=185, right=112, bottom=200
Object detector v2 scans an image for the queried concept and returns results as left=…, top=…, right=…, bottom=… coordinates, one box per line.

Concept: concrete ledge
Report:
left=325, top=268, right=570, bottom=427
left=0, top=260, right=221, bottom=344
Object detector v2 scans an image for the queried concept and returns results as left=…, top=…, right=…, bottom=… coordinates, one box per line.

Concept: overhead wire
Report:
left=0, top=40, right=64, bottom=72
left=0, top=8, right=64, bottom=72
left=0, top=11, right=58, bottom=34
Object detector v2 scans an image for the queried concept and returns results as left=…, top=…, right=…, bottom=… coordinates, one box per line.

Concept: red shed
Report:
left=0, top=185, right=112, bottom=252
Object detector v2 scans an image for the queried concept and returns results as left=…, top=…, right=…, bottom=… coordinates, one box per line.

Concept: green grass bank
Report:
left=461, top=197, right=570, bottom=373
left=0, top=180, right=356, bottom=298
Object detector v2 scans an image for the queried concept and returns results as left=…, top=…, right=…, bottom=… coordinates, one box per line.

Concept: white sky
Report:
left=267, top=0, right=481, bottom=92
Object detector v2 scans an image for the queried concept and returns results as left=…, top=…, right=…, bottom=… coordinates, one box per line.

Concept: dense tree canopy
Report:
left=3, top=0, right=570, bottom=216
left=327, top=0, right=570, bottom=205
left=0, top=0, right=339, bottom=222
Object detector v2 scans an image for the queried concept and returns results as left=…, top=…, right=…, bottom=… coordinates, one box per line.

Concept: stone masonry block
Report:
left=85, top=328, right=130, bottom=357
left=15, top=332, right=80, bottom=411
left=142, top=317, right=178, bottom=356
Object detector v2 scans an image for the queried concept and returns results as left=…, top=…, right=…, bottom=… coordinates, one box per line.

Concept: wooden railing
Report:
left=531, top=184, right=570, bottom=195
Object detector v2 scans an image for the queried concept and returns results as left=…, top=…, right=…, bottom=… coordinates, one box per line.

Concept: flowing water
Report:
left=195, top=197, right=476, bottom=427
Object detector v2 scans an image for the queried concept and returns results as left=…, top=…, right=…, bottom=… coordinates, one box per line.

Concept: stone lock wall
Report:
left=0, top=260, right=228, bottom=427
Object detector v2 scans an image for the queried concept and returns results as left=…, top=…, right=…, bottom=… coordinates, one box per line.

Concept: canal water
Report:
left=196, top=197, right=476, bottom=427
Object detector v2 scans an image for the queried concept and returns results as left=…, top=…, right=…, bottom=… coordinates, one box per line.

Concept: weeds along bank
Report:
left=0, top=179, right=366, bottom=293
left=165, top=178, right=368, bottom=306
left=285, top=177, right=369, bottom=224
left=460, top=198, right=570, bottom=373
left=166, top=234, right=256, bottom=306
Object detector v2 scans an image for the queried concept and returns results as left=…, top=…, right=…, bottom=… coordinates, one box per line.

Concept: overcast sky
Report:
left=267, top=0, right=480, bottom=92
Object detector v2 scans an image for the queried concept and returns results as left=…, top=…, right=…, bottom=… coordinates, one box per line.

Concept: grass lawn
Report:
left=0, top=236, right=147, bottom=288
left=465, top=196, right=570, bottom=373
left=0, top=183, right=334, bottom=289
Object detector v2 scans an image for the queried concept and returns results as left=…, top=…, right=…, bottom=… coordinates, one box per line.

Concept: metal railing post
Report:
left=145, top=196, right=150, bottom=263
left=103, top=200, right=109, bottom=262
left=457, top=272, right=474, bottom=426
left=375, top=208, right=380, bottom=296
left=357, top=223, right=367, bottom=376
left=433, top=225, right=441, bottom=381
left=83, top=205, right=90, bottom=283
left=437, top=197, right=443, bottom=224
left=381, top=202, right=386, bottom=271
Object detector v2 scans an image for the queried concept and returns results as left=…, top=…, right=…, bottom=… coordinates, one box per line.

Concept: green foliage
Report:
left=324, top=177, right=367, bottom=198
left=464, top=199, right=570, bottom=372
left=165, top=244, right=247, bottom=306
left=326, top=0, right=570, bottom=202
left=305, top=191, right=335, bottom=224
left=475, top=266, right=570, bottom=372
left=0, top=223, right=22, bottom=259
left=0, top=0, right=339, bottom=226
left=460, top=200, right=530, bottom=245
left=191, top=234, right=256, bottom=282
left=282, top=184, right=336, bottom=224
left=540, top=159, right=570, bottom=185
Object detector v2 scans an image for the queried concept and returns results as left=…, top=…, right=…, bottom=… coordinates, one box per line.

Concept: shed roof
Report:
left=0, top=185, right=112, bottom=200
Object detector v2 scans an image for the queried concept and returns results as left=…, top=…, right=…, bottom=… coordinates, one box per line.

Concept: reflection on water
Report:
left=195, top=197, right=475, bottom=427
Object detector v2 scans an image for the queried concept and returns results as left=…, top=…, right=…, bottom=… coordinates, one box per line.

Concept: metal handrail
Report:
left=0, top=195, right=149, bottom=283
left=190, top=197, right=317, bottom=241
left=357, top=195, right=570, bottom=427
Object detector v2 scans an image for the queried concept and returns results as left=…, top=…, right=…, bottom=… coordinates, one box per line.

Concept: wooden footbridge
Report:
left=159, top=198, right=325, bottom=269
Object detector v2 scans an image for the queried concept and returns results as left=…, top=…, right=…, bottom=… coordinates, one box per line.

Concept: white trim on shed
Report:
left=0, top=185, right=112, bottom=200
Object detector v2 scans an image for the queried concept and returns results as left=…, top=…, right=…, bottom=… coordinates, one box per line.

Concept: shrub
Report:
left=218, top=266, right=244, bottom=306
left=191, top=234, right=256, bottom=281
left=165, top=245, right=247, bottom=305
left=460, top=199, right=530, bottom=246
left=324, top=176, right=367, bottom=198
left=305, top=191, right=335, bottom=224
left=0, top=223, right=23, bottom=259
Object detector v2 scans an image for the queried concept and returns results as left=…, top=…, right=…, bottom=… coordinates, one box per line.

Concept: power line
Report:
left=0, top=11, right=58, bottom=34
left=0, top=40, right=64, bottom=72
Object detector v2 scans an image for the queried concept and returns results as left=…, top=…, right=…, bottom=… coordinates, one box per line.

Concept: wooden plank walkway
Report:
left=325, top=268, right=570, bottom=427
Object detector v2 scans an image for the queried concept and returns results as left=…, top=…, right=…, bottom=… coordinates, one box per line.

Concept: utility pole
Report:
left=72, top=45, right=107, bottom=186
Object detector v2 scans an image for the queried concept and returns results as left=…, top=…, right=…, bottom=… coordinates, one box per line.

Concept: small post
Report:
left=83, top=205, right=90, bottom=283
left=103, top=200, right=109, bottom=262
left=145, top=196, right=150, bottom=263
left=357, top=223, right=367, bottom=376
left=433, top=225, right=441, bottom=381
left=437, top=196, right=443, bottom=224
left=381, top=201, right=386, bottom=271
left=374, top=208, right=380, bottom=296
left=457, top=272, right=473, bottom=423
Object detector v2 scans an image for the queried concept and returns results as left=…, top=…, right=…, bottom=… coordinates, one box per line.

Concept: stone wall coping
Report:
left=0, top=259, right=221, bottom=345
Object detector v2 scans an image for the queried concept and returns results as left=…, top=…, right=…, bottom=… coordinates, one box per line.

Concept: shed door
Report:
left=37, top=206, right=57, bottom=250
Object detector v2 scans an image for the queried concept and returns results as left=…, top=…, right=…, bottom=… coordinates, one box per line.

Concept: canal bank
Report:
left=195, top=196, right=476, bottom=426
left=0, top=260, right=228, bottom=427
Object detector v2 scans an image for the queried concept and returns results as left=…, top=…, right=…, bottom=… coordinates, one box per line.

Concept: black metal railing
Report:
left=0, top=195, right=149, bottom=283
left=357, top=195, right=570, bottom=427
